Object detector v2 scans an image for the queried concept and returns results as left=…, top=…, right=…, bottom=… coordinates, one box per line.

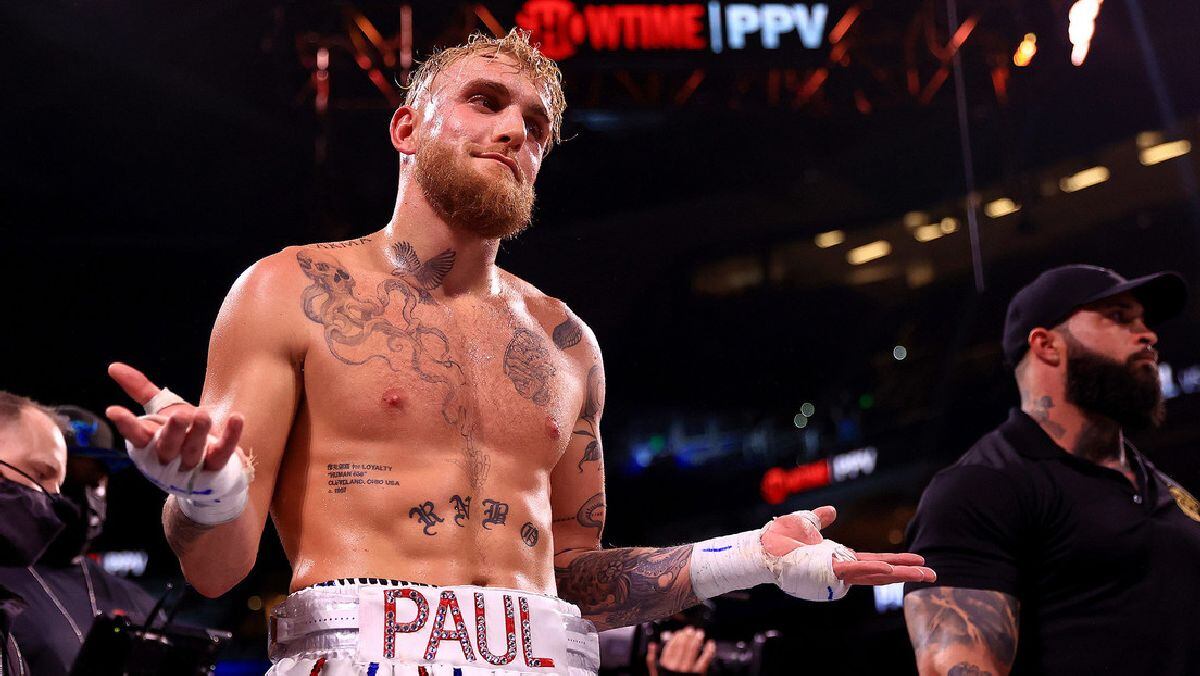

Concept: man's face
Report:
left=1059, top=292, right=1164, bottom=429
left=411, top=53, right=552, bottom=239
left=0, top=407, right=68, bottom=493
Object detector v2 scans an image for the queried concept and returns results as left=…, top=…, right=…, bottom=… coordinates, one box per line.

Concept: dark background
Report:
left=4, top=0, right=1200, bottom=672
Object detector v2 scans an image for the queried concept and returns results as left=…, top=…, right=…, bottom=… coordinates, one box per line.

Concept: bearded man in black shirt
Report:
left=904, top=265, right=1200, bottom=676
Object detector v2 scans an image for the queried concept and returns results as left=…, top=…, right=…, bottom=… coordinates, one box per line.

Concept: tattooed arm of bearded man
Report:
left=904, top=587, right=1020, bottom=676
left=550, top=328, right=935, bottom=631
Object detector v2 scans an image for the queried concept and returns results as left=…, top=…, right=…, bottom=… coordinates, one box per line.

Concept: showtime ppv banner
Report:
left=515, top=0, right=832, bottom=60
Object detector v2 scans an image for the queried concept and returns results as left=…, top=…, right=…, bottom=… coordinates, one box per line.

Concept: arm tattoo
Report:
left=573, top=365, right=603, bottom=472
left=296, top=246, right=491, bottom=490
left=948, top=663, right=993, bottom=676
left=503, top=328, right=556, bottom=406
left=555, top=545, right=700, bottom=630
left=552, top=318, right=583, bottom=350
left=906, top=587, right=1018, bottom=670
left=576, top=493, right=605, bottom=531
left=162, top=497, right=216, bottom=556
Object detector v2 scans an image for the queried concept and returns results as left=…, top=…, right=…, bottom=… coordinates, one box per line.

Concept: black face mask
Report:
left=39, top=479, right=107, bottom=565
left=0, top=459, right=79, bottom=567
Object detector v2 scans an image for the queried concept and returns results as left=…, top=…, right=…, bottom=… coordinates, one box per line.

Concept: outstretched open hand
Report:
left=761, top=505, right=936, bottom=585
left=105, top=362, right=244, bottom=472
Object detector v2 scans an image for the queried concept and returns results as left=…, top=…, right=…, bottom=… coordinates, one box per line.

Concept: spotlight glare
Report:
left=1059, top=165, right=1109, bottom=193
left=892, top=345, right=908, bottom=361
left=847, top=240, right=892, bottom=265
left=815, top=230, right=846, bottom=248
left=914, top=224, right=943, bottom=242
left=1013, top=33, right=1037, bottom=67
left=939, top=217, right=959, bottom=234
left=1140, top=140, right=1191, bottom=166
left=984, top=198, right=1020, bottom=218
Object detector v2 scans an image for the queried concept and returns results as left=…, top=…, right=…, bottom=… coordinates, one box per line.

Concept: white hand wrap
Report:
left=126, top=418, right=250, bottom=525
left=143, top=387, right=188, bottom=415
left=690, top=511, right=856, bottom=602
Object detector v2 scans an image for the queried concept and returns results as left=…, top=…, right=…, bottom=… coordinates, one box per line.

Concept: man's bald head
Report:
left=0, top=391, right=68, bottom=493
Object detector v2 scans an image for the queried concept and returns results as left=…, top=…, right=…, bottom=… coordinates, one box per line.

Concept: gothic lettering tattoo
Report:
left=296, top=245, right=491, bottom=489
left=409, top=501, right=445, bottom=536
left=576, top=493, right=605, bottom=531
left=573, top=365, right=604, bottom=472
left=552, top=318, right=583, bottom=350
left=450, top=494, right=471, bottom=527
left=503, top=329, right=555, bottom=406
left=1030, top=395, right=1066, bottom=439
left=948, top=664, right=993, bottom=676
left=325, top=463, right=399, bottom=494
left=555, top=545, right=699, bottom=631
left=314, top=237, right=373, bottom=249
left=482, top=499, right=510, bottom=530
left=905, top=587, right=1018, bottom=671
left=520, top=522, right=539, bottom=547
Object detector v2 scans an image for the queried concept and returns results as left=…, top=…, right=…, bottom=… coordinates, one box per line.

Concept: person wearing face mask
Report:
left=0, top=393, right=156, bottom=676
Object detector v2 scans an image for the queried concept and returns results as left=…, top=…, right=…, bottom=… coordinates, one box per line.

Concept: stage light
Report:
left=903, top=211, right=928, bottom=229
left=1140, top=140, right=1191, bottom=166
left=847, top=240, right=891, bottom=265
left=893, top=345, right=907, bottom=361
left=247, top=595, right=264, bottom=611
left=1059, top=165, right=1109, bottom=192
left=914, top=224, right=943, bottom=242
left=815, top=229, right=845, bottom=248
left=939, top=217, right=959, bottom=234
left=984, top=198, right=1020, bottom=218
left=1068, top=0, right=1103, bottom=66
left=793, top=413, right=808, bottom=428
left=1013, top=33, right=1037, bottom=67
left=801, top=402, right=816, bottom=417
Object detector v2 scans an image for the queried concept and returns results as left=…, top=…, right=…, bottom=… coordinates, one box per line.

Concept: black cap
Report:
left=1003, top=264, right=1188, bottom=367
left=55, top=405, right=131, bottom=472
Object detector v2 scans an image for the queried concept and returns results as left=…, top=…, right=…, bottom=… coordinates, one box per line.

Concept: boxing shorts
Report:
left=267, top=579, right=600, bottom=676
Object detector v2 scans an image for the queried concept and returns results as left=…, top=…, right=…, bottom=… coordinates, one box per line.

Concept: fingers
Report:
left=855, top=552, right=926, bottom=566
left=107, top=362, right=162, bottom=405
left=660, top=627, right=709, bottom=673
left=812, top=505, right=837, bottom=529
left=204, top=414, right=244, bottom=471
left=696, top=640, right=717, bottom=672
left=833, top=559, right=937, bottom=585
left=178, top=409, right=212, bottom=471
left=105, top=405, right=156, bottom=448
left=645, top=643, right=660, bottom=676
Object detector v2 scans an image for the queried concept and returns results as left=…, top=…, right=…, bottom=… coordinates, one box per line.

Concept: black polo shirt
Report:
left=905, top=408, right=1200, bottom=675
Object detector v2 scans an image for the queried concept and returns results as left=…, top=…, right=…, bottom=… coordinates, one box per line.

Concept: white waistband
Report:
left=269, top=580, right=599, bottom=675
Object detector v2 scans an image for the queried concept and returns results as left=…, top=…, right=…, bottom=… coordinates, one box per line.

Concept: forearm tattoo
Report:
left=555, top=545, right=700, bottom=630
left=905, top=587, right=1018, bottom=671
left=162, top=497, right=216, bottom=556
left=296, top=244, right=491, bottom=489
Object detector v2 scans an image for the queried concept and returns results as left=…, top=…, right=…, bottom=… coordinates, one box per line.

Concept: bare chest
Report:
left=295, top=270, right=583, bottom=479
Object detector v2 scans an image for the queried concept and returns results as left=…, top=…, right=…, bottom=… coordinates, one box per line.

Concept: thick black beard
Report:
left=1065, top=342, right=1165, bottom=431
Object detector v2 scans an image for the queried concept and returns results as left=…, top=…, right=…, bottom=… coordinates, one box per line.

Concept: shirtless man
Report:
left=106, top=30, right=934, bottom=675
